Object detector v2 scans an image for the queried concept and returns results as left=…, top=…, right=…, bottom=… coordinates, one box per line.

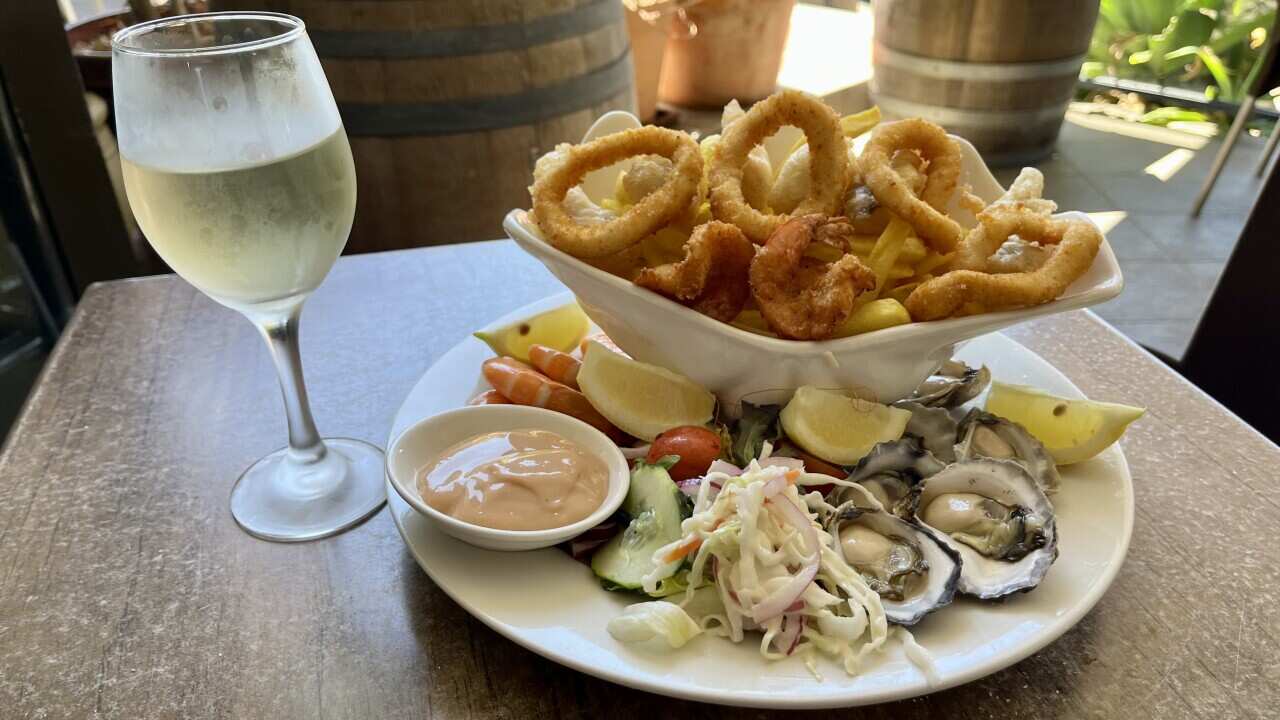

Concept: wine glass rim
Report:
left=111, top=11, right=306, bottom=58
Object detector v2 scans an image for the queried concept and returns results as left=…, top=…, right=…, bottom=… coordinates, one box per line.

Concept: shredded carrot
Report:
left=663, top=536, right=703, bottom=564
left=785, top=469, right=801, bottom=484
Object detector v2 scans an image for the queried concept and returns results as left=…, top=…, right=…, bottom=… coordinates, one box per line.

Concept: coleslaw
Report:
left=607, top=444, right=937, bottom=681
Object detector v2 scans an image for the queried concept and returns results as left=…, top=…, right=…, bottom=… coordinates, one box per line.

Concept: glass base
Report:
left=230, top=437, right=386, bottom=542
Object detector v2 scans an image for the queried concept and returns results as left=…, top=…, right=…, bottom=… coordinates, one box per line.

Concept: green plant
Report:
left=1083, top=0, right=1275, bottom=101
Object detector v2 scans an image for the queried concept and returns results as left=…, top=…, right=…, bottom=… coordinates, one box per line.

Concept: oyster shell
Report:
left=911, top=459, right=1057, bottom=599
left=910, top=360, right=991, bottom=409
left=956, top=409, right=1061, bottom=493
left=827, top=504, right=960, bottom=625
left=839, top=438, right=946, bottom=517
left=896, top=401, right=959, bottom=463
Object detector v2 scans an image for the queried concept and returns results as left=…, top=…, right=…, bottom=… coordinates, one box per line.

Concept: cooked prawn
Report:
left=528, top=344, right=582, bottom=389
left=481, top=357, right=623, bottom=439
left=749, top=215, right=877, bottom=340
left=635, top=221, right=756, bottom=323
left=468, top=389, right=511, bottom=405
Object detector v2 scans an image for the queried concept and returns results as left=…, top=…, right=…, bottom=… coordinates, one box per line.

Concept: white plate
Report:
left=386, top=294, right=1134, bottom=709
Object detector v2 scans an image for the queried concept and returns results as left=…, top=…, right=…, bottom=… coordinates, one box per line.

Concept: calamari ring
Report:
left=710, top=90, right=848, bottom=243
left=845, top=150, right=928, bottom=235
left=750, top=215, right=877, bottom=340
left=859, top=119, right=964, bottom=252
left=635, top=221, right=754, bottom=322
left=905, top=208, right=1103, bottom=321
left=769, top=138, right=862, bottom=215
left=532, top=127, right=701, bottom=258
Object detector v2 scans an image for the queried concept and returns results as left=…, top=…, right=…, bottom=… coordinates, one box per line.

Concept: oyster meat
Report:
left=827, top=504, right=960, bottom=625
left=956, top=409, right=1061, bottom=493
left=911, top=459, right=1057, bottom=599
left=840, top=438, right=946, bottom=517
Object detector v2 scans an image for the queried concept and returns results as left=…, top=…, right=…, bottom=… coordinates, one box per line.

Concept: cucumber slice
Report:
left=591, top=459, right=689, bottom=591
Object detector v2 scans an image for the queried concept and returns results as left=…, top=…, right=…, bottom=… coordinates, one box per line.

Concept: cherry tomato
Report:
left=646, top=426, right=722, bottom=481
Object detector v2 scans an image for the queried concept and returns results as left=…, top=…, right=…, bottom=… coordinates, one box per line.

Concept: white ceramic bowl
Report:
left=503, top=112, right=1123, bottom=406
left=386, top=405, right=630, bottom=551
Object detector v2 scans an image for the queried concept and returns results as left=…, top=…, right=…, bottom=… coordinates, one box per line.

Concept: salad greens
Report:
left=730, top=402, right=781, bottom=467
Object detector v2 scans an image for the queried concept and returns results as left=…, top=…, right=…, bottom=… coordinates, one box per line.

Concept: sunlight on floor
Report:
left=1144, top=148, right=1197, bottom=182
left=1084, top=210, right=1128, bottom=234
left=1065, top=112, right=1210, bottom=151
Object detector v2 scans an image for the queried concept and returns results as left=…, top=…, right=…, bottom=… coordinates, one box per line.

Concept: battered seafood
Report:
left=710, top=90, right=848, bottom=242
left=858, top=119, right=964, bottom=252
left=621, top=155, right=675, bottom=203
left=846, top=151, right=928, bottom=236
left=532, top=126, right=702, bottom=258
left=522, top=90, right=1108, bottom=341
left=635, top=221, right=754, bottom=323
left=905, top=207, right=1103, bottom=321
left=749, top=216, right=876, bottom=340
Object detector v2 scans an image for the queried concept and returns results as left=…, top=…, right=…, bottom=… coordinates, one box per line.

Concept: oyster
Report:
left=839, top=438, right=946, bottom=517
left=911, top=459, right=1057, bottom=599
left=827, top=504, right=960, bottom=625
left=896, top=401, right=959, bottom=463
left=911, top=360, right=991, bottom=409
left=956, top=409, right=1060, bottom=493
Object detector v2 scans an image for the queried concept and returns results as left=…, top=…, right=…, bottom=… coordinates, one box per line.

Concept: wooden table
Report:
left=1, top=242, right=1276, bottom=720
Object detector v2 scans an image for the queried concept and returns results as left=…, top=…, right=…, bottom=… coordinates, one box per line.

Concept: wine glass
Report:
left=112, top=12, right=384, bottom=542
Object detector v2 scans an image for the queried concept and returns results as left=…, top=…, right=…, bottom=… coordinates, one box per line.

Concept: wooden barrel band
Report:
left=869, top=89, right=1070, bottom=128
left=309, top=0, right=621, bottom=59
left=338, top=51, right=634, bottom=136
left=873, top=41, right=1087, bottom=82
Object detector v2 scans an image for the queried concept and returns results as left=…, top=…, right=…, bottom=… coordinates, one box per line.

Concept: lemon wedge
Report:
left=985, top=382, right=1145, bottom=465
left=474, top=302, right=590, bottom=363
left=577, top=341, right=715, bottom=441
left=780, top=386, right=912, bottom=465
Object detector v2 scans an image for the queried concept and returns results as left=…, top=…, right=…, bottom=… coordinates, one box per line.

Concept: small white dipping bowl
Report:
left=386, top=405, right=630, bottom=551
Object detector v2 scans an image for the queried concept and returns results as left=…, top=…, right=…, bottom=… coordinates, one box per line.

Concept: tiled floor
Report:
left=998, top=113, right=1265, bottom=360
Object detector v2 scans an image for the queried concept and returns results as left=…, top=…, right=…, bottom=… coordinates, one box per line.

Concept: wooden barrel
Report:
left=871, top=0, right=1099, bottom=166
left=213, top=0, right=636, bottom=251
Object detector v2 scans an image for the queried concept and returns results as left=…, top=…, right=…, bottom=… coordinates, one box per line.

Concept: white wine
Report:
left=122, top=129, right=356, bottom=315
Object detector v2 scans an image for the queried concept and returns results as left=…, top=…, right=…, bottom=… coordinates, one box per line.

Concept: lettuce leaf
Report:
left=606, top=601, right=704, bottom=649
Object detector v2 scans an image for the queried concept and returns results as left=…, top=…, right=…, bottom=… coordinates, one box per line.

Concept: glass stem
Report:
left=256, top=304, right=327, bottom=466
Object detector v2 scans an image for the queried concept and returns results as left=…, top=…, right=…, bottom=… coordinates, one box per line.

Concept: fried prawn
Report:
left=750, top=215, right=876, bottom=340
left=710, top=90, right=848, bottom=242
left=859, top=119, right=963, bottom=252
left=532, top=127, right=701, bottom=258
left=905, top=207, right=1102, bottom=320
left=635, top=221, right=755, bottom=323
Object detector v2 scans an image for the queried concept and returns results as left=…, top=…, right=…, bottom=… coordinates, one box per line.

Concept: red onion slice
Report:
left=787, top=616, right=806, bottom=655
left=760, top=473, right=788, bottom=499
left=760, top=456, right=804, bottom=473
left=769, top=612, right=807, bottom=656
left=706, top=459, right=743, bottom=477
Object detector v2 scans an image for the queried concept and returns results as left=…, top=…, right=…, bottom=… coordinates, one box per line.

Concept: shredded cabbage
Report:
left=610, top=460, right=936, bottom=680
left=606, top=601, right=703, bottom=648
